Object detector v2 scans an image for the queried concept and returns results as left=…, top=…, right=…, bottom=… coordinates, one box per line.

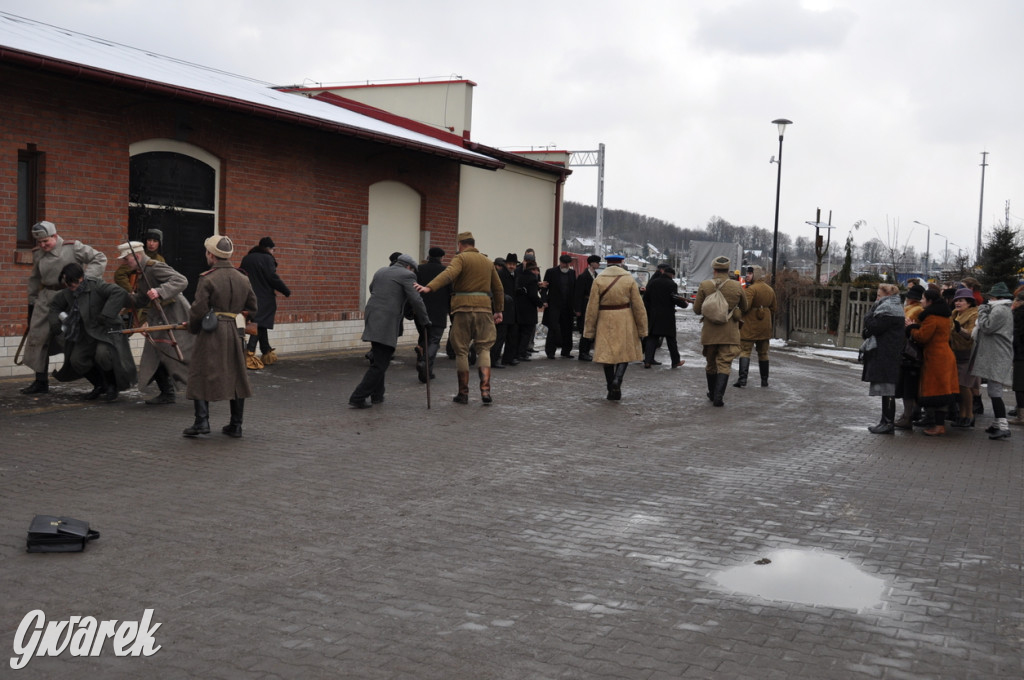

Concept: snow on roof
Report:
left=0, top=12, right=499, bottom=168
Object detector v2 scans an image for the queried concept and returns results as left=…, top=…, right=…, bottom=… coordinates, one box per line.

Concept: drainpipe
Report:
left=553, top=174, right=566, bottom=264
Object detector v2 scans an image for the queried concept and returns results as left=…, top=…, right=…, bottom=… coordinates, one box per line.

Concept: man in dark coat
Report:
left=48, top=263, right=137, bottom=401
left=240, top=237, right=291, bottom=369
left=541, top=254, right=577, bottom=358
left=350, top=254, right=431, bottom=408
left=499, top=255, right=520, bottom=365
left=490, top=257, right=518, bottom=369
left=574, top=254, right=601, bottom=361
left=184, top=235, right=258, bottom=438
left=514, top=260, right=543, bottom=361
left=642, top=266, right=687, bottom=369
left=414, top=247, right=450, bottom=383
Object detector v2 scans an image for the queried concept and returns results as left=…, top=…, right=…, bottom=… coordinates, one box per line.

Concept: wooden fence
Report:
left=785, top=285, right=877, bottom=349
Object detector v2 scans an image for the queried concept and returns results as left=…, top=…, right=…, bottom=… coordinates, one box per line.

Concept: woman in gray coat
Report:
left=969, top=282, right=1015, bottom=439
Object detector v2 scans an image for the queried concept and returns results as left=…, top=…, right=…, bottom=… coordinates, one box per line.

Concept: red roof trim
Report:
left=464, top=142, right=572, bottom=177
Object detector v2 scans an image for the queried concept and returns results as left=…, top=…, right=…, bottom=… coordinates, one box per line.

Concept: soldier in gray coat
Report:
left=117, top=241, right=194, bottom=405
left=349, top=254, right=431, bottom=408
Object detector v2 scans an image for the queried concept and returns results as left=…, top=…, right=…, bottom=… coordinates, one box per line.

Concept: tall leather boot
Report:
left=868, top=396, right=895, bottom=433
left=183, top=400, right=210, bottom=437
left=453, top=370, right=470, bottom=404
left=223, top=399, right=244, bottom=438
left=759, top=360, right=770, bottom=387
left=146, top=369, right=176, bottom=405
left=734, top=358, right=749, bottom=387
left=604, top=364, right=616, bottom=399
left=21, top=371, right=49, bottom=395
left=712, top=373, right=729, bottom=407
left=100, top=370, right=119, bottom=402
left=706, top=372, right=717, bottom=401
left=478, top=367, right=493, bottom=405
left=608, top=362, right=627, bottom=401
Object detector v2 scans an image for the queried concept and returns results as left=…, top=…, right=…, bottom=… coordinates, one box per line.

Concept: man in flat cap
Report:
left=574, top=254, right=602, bottom=361
left=415, top=232, right=504, bottom=405
left=117, top=240, right=194, bottom=405
left=21, top=220, right=107, bottom=395
left=350, top=253, right=431, bottom=408
left=693, top=255, right=749, bottom=406
left=183, top=235, right=258, bottom=438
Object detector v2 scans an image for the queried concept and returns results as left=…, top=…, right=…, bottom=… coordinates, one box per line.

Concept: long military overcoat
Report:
left=127, top=258, right=194, bottom=388
left=582, top=265, right=647, bottom=364
left=185, top=261, right=258, bottom=402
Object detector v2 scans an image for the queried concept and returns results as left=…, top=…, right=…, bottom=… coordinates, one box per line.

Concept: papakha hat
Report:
left=31, top=221, right=56, bottom=239
left=712, top=256, right=730, bottom=270
left=204, top=235, right=234, bottom=258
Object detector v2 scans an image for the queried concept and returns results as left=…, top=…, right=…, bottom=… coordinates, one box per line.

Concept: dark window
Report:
left=129, top=150, right=217, bottom=302
left=17, top=147, right=43, bottom=247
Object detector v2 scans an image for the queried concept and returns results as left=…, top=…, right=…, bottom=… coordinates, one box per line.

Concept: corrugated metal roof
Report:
left=0, top=12, right=501, bottom=169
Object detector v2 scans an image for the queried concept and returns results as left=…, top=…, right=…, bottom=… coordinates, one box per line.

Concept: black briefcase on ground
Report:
left=26, top=515, right=101, bottom=553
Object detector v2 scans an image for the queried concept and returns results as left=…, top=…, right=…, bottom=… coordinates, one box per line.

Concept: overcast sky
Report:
left=5, top=0, right=1023, bottom=263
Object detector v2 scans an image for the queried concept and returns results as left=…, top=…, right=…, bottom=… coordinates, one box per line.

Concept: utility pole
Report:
left=569, top=144, right=605, bottom=256
left=977, top=151, right=988, bottom=263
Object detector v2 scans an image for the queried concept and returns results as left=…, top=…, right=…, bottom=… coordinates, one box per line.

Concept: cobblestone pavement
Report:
left=1, top=321, right=1022, bottom=679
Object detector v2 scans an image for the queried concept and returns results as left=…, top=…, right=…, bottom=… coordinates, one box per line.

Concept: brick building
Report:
left=0, top=13, right=569, bottom=377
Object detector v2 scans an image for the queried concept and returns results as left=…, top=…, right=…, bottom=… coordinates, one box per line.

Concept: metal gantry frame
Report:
left=568, top=143, right=605, bottom=254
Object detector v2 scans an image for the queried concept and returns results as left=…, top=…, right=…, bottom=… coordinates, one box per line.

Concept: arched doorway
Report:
left=129, top=140, right=220, bottom=301
left=364, top=181, right=422, bottom=305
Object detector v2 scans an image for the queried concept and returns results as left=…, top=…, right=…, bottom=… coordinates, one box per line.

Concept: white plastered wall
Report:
left=364, top=181, right=422, bottom=306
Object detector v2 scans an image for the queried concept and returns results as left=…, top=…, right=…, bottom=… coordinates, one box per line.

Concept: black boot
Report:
left=734, top=358, right=749, bottom=387
left=712, top=373, right=729, bottom=407
left=146, top=369, right=176, bottom=405
left=868, top=396, right=896, bottom=434
left=973, top=394, right=984, bottom=415
left=604, top=364, right=616, bottom=399
left=81, top=368, right=105, bottom=400
left=20, top=372, right=49, bottom=395
left=608, top=362, right=627, bottom=401
left=759, top=360, right=770, bottom=387
left=706, top=372, right=717, bottom=401
left=183, top=400, right=210, bottom=437
left=223, top=399, right=244, bottom=438
left=100, top=371, right=119, bottom=402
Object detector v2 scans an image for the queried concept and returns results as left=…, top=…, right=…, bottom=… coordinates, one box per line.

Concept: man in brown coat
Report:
left=734, top=265, right=777, bottom=388
left=183, top=235, right=258, bottom=438
left=415, top=231, right=503, bottom=405
left=693, top=256, right=749, bottom=406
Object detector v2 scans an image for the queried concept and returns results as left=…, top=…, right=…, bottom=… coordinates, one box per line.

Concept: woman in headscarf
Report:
left=909, top=289, right=959, bottom=436
left=860, top=284, right=905, bottom=433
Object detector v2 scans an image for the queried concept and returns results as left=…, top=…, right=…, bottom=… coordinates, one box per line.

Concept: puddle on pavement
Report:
left=714, top=549, right=884, bottom=610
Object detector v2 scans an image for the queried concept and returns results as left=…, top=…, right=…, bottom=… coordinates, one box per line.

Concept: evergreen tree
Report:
left=977, top=223, right=1024, bottom=288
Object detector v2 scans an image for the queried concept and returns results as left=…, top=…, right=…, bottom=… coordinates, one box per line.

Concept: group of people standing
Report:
left=21, top=221, right=293, bottom=439
left=860, top=278, right=1023, bottom=439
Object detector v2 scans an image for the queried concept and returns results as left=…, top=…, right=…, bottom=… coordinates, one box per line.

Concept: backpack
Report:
left=701, top=278, right=732, bottom=324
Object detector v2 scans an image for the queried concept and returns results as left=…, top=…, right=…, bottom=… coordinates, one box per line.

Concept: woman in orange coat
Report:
left=909, top=289, right=960, bottom=436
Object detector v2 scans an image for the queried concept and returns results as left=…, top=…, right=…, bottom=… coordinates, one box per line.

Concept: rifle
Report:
left=109, top=323, right=187, bottom=335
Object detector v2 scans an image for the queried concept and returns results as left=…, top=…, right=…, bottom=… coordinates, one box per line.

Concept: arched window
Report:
left=129, top=140, right=220, bottom=301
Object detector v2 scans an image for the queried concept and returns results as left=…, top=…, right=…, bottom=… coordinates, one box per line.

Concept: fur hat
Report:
left=712, top=256, right=730, bottom=270
left=31, top=221, right=56, bottom=239
left=259, top=236, right=275, bottom=249
left=905, top=284, right=925, bottom=301
left=145, top=228, right=163, bottom=243
left=204, top=235, right=234, bottom=259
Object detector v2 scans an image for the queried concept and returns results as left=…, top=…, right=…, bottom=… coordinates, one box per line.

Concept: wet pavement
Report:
left=1, top=316, right=1022, bottom=679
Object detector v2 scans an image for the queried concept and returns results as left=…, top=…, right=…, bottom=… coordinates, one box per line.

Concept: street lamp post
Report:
left=913, top=220, right=930, bottom=277
left=770, top=119, right=792, bottom=286
left=934, top=232, right=949, bottom=270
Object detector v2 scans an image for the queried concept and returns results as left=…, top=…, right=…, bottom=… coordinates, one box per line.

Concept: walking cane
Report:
left=128, top=241, right=185, bottom=362
left=421, top=327, right=431, bottom=410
